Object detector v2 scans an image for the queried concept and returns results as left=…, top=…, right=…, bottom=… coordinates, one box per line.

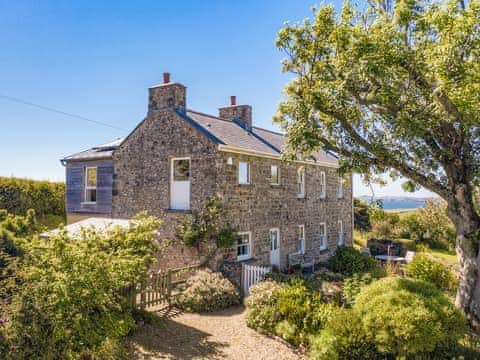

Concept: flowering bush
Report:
left=172, top=269, right=240, bottom=312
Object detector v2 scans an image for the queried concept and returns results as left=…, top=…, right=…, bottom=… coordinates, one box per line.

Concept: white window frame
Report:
left=337, top=176, right=344, bottom=199
left=269, top=228, right=280, bottom=251
left=237, top=231, right=252, bottom=261
left=297, top=225, right=305, bottom=254
left=238, top=161, right=250, bottom=185
left=319, top=222, right=327, bottom=251
left=338, top=220, right=344, bottom=246
left=297, top=166, right=305, bottom=198
left=319, top=171, right=326, bottom=199
left=271, top=165, right=280, bottom=185
left=84, top=166, right=97, bottom=204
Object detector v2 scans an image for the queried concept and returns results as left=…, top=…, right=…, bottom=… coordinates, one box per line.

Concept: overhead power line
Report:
left=0, top=93, right=127, bottom=132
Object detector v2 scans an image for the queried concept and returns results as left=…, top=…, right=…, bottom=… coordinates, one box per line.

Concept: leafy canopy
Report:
left=275, top=0, right=480, bottom=197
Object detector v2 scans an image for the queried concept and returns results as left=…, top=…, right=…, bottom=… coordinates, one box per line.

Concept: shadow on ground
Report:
left=128, top=307, right=228, bottom=360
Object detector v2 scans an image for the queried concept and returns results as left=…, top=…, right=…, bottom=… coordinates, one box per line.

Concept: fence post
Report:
left=167, top=270, right=172, bottom=305
left=140, top=279, right=146, bottom=310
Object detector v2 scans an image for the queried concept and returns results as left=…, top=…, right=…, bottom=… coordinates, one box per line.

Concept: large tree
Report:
left=275, top=0, right=480, bottom=322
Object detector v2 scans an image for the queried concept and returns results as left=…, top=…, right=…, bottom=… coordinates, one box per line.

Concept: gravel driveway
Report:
left=128, top=305, right=301, bottom=360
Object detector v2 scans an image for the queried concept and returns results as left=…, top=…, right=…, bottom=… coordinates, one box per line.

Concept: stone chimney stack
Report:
left=219, top=96, right=252, bottom=129
left=148, top=72, right=186, bottom=113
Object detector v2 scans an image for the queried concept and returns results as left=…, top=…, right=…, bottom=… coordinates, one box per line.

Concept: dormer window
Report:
left=297, top=166, right=305, bottom=198
left=84, top=167, right=97, bottom=203
left=239, top=161, right=250, bottom=185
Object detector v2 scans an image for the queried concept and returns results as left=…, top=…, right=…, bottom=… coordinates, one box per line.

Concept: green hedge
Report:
left=0, top=177, right=65, bottom=217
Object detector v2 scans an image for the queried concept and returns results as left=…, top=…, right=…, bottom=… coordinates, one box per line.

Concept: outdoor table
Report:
left=374, top=255, right=405, bottom=262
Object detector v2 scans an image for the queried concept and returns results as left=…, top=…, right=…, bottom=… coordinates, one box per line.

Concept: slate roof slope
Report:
left=62, top=138, right=124, bottom=162
left=185, top=110, right=279, bottom=155
left=62, top=109, right=337, bottom=166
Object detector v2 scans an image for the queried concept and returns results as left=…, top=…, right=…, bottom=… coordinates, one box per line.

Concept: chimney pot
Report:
left=230, top=96, right=236, bottom=106
left=163, top=72, right=171, bottom=84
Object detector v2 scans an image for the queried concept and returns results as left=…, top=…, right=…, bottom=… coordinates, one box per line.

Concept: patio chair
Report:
left=360, top=247, right=371, bottom=256
left=404, top=251, right=415, bottom=264
left=288, top=251, right=315, bottom=274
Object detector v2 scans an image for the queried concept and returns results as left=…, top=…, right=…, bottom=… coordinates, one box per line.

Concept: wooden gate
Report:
left=122, top=264, right=201, bottom=309
left=242, top=263, right=271, bottom=297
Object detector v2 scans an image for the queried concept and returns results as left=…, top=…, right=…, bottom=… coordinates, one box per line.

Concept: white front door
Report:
left=170, top=158, right=190, bottom=210
left=269, top=228, right=280, bottom=267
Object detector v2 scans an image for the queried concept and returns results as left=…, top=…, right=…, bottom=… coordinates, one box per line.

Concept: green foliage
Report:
left=354, top=278, right=466, bottom=357
left=5, top=213, right=161, bottom=359
left=172, top=269, right=240, bottom=312
left=399, top=200, right=456, bottom=250
left=342, top=273, right=374, bottom=307
left=245, top=278, right=337, bottom=346
left=177, top=196, right=236, bottom=250
left=353, top=198, right=370, bottom=232
left=0, top=177, right=65, bottom=218
left=405, top=253, right=457, bottom=291
left=309, top=308, right=380, bottom=360
left=327, top=246, right=378, bottom=276
left=245, top=280, right=284, bottom=333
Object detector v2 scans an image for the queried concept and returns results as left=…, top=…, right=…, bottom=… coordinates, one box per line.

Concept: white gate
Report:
left=242, top=263, right=271, bottom=297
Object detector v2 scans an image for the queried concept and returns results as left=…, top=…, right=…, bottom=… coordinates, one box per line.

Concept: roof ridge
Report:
left=252, top=126, right=285, bottom=137
left=186, top=109, right=232, bottom=123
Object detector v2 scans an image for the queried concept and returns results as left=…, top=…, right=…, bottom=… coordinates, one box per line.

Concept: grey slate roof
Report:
left=62, top=109, right=337, bottom=166
left=62, top=138, right=124, bottom=162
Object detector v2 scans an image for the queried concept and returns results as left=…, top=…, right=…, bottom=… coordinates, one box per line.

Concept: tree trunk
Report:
left=446, top=185, right=480, bottom=326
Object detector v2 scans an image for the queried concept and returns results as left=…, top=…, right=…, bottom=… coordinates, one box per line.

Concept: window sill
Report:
left=81, top=202, right=97, bottom=205
left=270, top=183, right=281, bottom=187
left=297, top=195, right=306, bottom=200
left=319, top=248, right=329, bottom=254
left=165, top=208, right=192, bottom=213
left=236, top=256, right=252, bottom=262
left=319, top=196, right=326, bottom=200
left=238, top=183, right=252, bottom=187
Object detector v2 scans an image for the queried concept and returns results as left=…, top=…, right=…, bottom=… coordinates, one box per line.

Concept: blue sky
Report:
left=0, top=0, right=435, bottom=198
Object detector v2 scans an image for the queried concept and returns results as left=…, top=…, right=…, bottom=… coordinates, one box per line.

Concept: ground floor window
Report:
left=319, top=222, right=327, bottom=250
left=237, top=232, right=251, bottom=261
left=338, top=220, right=344, bottom=245
left=297, top=225, right=305, bottom=254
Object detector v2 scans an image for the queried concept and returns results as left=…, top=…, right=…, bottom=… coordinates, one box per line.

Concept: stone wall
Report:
left=112, top=108, right=221, bottom=271
left=215, top=151, right=353, bottom=270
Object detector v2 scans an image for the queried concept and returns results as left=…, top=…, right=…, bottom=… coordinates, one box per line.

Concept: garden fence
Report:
left=241, top=263, right=271, bottom=296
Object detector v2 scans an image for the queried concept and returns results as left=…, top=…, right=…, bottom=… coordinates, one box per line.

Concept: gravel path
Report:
left=129, top=305, right=301, bottom=360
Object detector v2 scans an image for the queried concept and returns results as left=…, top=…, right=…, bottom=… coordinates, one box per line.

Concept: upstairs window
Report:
left=337, top=176, right=344, bottom=199
left=237, top=232, right=251, bottom=261
left=238, top=161, right=250, bottom=185
left=319, top=222, right=327, bottom=250
left=319, top=171, right=326, bottom=199
left=271, top=165, right=280, bottom=185
left=297, top=166, right=305, bottom=197
left=84, top=167, right=97, bottom=203
left=297, top=225, right=305, bottom=254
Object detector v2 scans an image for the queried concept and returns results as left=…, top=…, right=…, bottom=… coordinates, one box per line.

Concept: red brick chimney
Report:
left=219, top=96, right=252, bottom=129
left=148, top=72, right=186, bottom=113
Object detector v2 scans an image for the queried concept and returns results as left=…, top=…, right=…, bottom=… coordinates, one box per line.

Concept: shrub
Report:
left=245, top=280, right=284, bottom=333
left=245, top=278, right=337, bottom=346
left=309, top=308, right=380, bottom=360
left=354, top=277, right=465, bottom=357
left=172, top=269, right=240, bottom=312
left=0, top=177, right=65, bottom=218
left=5, top=213, right=161, bottom=359
left=405, top=254, right=457, bottom=291
left=342, top=273, right=374, bottom=307
left=327, top=246, right=378, bottom=276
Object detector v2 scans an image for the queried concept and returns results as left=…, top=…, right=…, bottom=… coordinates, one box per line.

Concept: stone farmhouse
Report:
left=62, top=73, right=353, bottom=274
